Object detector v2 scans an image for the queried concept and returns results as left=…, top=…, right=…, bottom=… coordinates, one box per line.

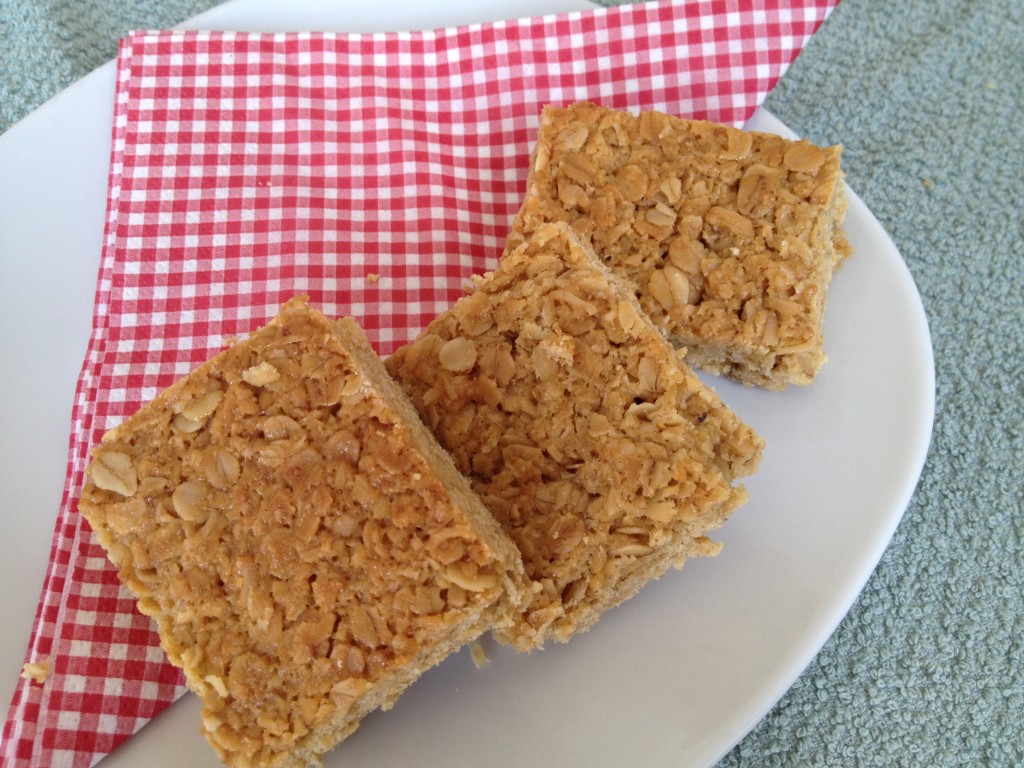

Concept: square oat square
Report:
left=79, top=297, right=527, bottom=768
left=508, top=102, right=851, bottom=389
left=387, top=223, right=763, bottom=651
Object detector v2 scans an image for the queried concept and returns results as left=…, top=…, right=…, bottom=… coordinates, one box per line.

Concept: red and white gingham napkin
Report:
left=2, top=1, right=838, bottom=765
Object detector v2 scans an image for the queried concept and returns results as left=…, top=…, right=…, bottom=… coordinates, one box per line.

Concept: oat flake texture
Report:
left=387, top=223, right=764, bottom=650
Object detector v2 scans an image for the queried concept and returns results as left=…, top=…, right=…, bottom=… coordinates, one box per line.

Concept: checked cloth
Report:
left=2, top=1, right=838, bottom=765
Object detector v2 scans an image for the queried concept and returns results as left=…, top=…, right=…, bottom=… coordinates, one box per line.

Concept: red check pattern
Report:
left=2, top=1, right=838, bottom=765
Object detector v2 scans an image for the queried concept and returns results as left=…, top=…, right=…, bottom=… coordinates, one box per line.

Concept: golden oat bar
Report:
left=508, top=102, right=851, bottom=389
left=386, top=223, right=763, bottom=651
left=79, top=297, right=527, bottom=768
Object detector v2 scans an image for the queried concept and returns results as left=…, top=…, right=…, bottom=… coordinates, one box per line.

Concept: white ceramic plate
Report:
left=0, top=1, right=934, bottom=766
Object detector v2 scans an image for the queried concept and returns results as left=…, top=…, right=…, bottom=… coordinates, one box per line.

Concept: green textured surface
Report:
left=2, top=0, right=1022, bottom=764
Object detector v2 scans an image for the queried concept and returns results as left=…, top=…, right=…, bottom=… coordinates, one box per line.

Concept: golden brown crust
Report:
left=79, top=297, right=527, bottom=768
left=508, top=102, right=851, bottom=389
left=386, top=224, right=763, bottom=651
